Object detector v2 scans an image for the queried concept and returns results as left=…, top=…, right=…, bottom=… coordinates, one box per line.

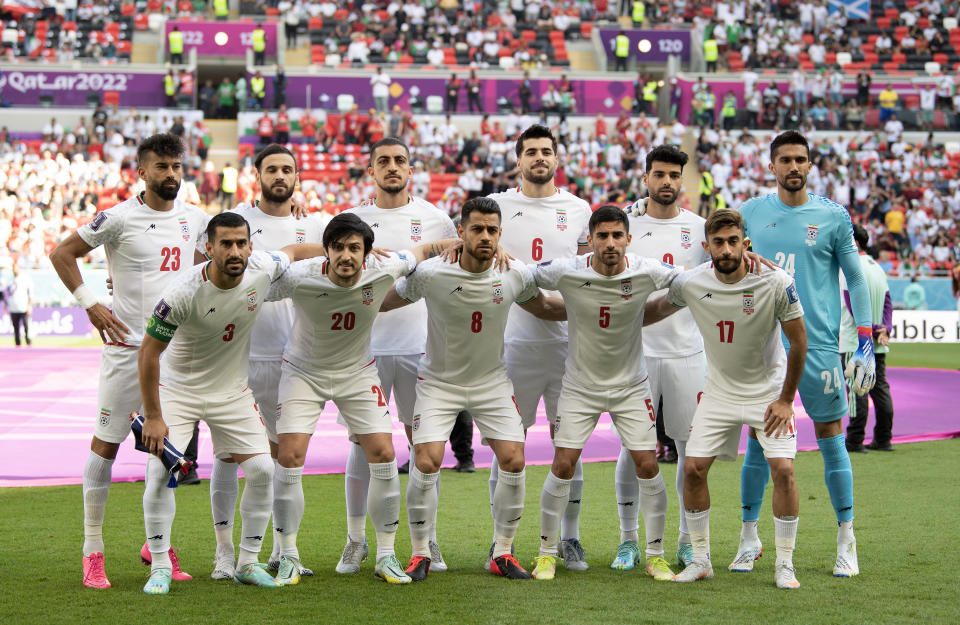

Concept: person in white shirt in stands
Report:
left=370, top=67, right=391, bottom=113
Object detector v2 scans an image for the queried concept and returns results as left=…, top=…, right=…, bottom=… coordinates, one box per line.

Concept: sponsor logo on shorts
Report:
left=555, top=208, right=567, bottom=231
left=295, top=227, right=306, bottom=243
left=492, top=280, right=504, bottom=304
left=178, top=217, right=190, bottom=241
left=247, top=287, right=258, bottom=311
left=742, top=290, right=755, bottom=315
left=412, top=414, right=421, bottom=431
left=99, top=408, right=111, bottom=427
left=806, top=223, right=819, bottom=246
left=620, top=278, right=633, bottom=300
left=361, top=283, right=374, bottom=305
left=89, top=212, right=108, bottom=232
left=410, top=218, right=423, bottom=242
left=680, top=227, right=692, bottom=249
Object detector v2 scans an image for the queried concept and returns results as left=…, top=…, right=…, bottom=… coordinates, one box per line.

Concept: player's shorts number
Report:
left=774, top=252, right=796, bottom=276
left=716, top=320, right=734, bottom=342
left=531, top=237, right=543, bottom=261
left=331, top=311, right=356, bottom=330
left=820, top=367, right=842, bottom=395
left=663, top=253, right=674, bottom=264
left=160, top=247, right=181, bottom=271
left=471, top=311, right=483, bottom=333
left=222, top=323, right=235, bottom=342
left=599, top=305, right=611, bottom=328
left=372, top=385, right=387, bottom=407
left=645, top=398, right=655, bottom=421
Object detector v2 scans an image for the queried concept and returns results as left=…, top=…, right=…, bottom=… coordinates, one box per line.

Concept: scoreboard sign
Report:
left=597, top=28, right=691, bottom=63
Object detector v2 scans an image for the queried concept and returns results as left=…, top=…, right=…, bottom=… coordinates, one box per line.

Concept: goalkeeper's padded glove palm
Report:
left=844, top=327, right=877, bottom=396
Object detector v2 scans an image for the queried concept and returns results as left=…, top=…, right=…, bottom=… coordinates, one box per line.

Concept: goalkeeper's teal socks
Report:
left=740, top=438, right=769, bottom=523
left=818, top=434, right=854, bottom=523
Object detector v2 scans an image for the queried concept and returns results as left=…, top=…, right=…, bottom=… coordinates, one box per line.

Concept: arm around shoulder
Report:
left=518, top=291, right=566, bottom=321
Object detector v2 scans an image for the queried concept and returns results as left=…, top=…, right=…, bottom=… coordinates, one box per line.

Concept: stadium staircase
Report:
left=206, top=120, right=240, bottom=170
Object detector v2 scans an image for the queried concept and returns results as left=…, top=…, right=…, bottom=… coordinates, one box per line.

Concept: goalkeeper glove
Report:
left=844, top=326, right=876, bottom=397
left=626, top=197, right=648, bottom=217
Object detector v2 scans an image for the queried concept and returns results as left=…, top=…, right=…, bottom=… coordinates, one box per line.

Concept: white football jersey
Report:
left=268, top=251, right=417, bottom=375
left=667, top=263, right=804, bottom=401
left=77, top=192, right=209, bottom=346
left=533, top=253, right=680, bottom=389
left=197, top=202, right=325, bottom=360
left=396, top=257, right=539, bottom=384
left=627, top=208, right=709, bottom=358
left=487, top=187, right=591, bottom=345
left=148, top=251, right=290, bottom=397
left=345, top=197, right=457, bottom=355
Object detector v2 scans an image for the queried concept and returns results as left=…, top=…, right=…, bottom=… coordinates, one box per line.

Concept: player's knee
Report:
left=278, top=448, right=306, bottom=468
left=684, top=459, right=708, bottom=485
left=551, top=457, right=576, bottom=479
left=414, top=456, right=440, bottom=474
left=769, top=463, right=795, bottom=488
left=498, top=453, right=525, bottom=473
left=635, top=452, right=659, bottom=479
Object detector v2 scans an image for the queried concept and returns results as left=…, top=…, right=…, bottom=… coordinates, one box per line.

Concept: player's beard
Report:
left=712, top=252, right=743, bottom=274
left=779, top=173, right=806, bottom=192
left=523, top=162, right=555, bottom=185
left=377, top=176, right=407, bottom=195
left=598, top=248, right=623, bottom=268
left=218, top=255, right=248, bottom=277
left=151, top=177, right=180, bottom=201
left=467, top=242, right=495, bottom=263
left=651, top=185, right=678, bottom=206
left=261, top=181, right=294, bottom=204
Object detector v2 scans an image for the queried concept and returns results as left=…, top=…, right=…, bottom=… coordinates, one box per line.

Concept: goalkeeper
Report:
left=733, top=131, right=875, bottom=579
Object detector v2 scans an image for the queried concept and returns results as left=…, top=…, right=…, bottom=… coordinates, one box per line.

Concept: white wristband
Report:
left=72, top=284, right=99, bottom=309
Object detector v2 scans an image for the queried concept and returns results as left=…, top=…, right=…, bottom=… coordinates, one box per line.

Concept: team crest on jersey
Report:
left=742, top=290, right=755, bottom=315
left=620, top=278, right=633, bottom=300
left=98, top=408, right=110, bottom=427
left=89, top=211, right=108, bottom=232
left=412, top=414, right=421, bottom=431
left=177, top=217, right=190, bottom=241
left=680, top=227, right=692, bottom=249
left=295, top=227, right=306, bottom=243
left=410, top=218, right=423, bottom=242
left=492, top=280, right=504, bottom=304
left=555, top=208, right=567, bottom=231
left=806, top=224, right=819, bottom=247
left=247, top=287, right=258, bottom=311
left=361, top=283, right=374, bottom=305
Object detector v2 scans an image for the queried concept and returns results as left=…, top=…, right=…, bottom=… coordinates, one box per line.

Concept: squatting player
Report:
left=530, top=206, right=681, bottom=582
left=339, top=137, right=458, bottom=575
left=616, top=145, right=709, bottom=571
left=655, top=209, right=807, bottom=590
left=200, top=144, right=326, bottom=581
left=49, top=133, right=208, bottom=589
left=487, top=124, right=593, bottom=570
left=267, top=213, right=456, bottom=585
left=382, top=197, right=566, bottom=581
left=137, top=211, right=323, bottom=594
left=734, top=131, right=875, bottom=577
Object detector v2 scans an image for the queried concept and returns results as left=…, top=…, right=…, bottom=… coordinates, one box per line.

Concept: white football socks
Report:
left=638, top=472, right=668, bottom=557
left=407, top=465, right=438, bottom=558
left=236, top=455, right=273, bottom=567
left=838, top=519, right=855, bottom=545
left=614, top=446, right=640, bottom=544
left=368, top=461, right=401, bottom=560
left=675, top=439, right=690, bottom=544
left=142, top=456, right=174, bottom=571
left=775, top=515, right=799, bottom=566
left=82, top=451, right=113, bottom=556
left=272, top=465, right=304, bottom=560
left=561, top=458, right=583, bottom=542
left=344, top=443, right=370, bottom=543
left=539, top=471, right=571, bottom=557
left=210, top=458, right=238, bottom=555
left=685, top=508, right=711, bottom=563
left=492, top=468, right=525, bottom=558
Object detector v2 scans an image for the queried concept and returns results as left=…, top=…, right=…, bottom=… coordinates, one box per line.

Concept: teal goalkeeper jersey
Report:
left=739, top=192, right=871, bottom=351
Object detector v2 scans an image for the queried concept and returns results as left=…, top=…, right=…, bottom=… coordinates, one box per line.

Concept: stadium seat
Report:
left=308, top=17, right=323, bottom=31
left=925, top=61, right=941, bottom=73
left=103, top=91, right=119, bottom=107
left=135, top=14, right=149, bottom=30
left=876, top=17, right=891, bottom=28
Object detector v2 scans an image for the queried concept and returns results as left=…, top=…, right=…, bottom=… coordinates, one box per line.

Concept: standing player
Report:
left=137, top=211, right=321, bottom=594
left=529, top=206, right=681, bottom=582
left=735, top=131, right=875, bottom=577
left=201, top=144, right=327, bottom=581
left=338, top=137, right=458, bottom=574
left=486, top=124, right=593, bottom=570
left=657, top=209, right=806, bottom=590
left=49, top=134, right=208, bottom=589
left=382, top=197, right=566, bottom=581
left=268, top=214, right=456, bottom=586
left=614, top=145, right=708, bottom=571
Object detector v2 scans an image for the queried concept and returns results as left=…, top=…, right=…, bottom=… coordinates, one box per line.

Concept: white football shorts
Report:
left=505, top=341, right=567, bottom=429
left=554, top=378, right=658, bottom=451
left=92, top=345, right=142, bottom=444
left=160, top=385, right=269, bottom=457
left=686, top=392, right=797, bottom=462
left=373, top=353, right=421, bottom=426
left=411, top=376, right=525, bottom=445
left=646, top=352, right=706, bottom=442
left=248, top=359, right=282, bottom=443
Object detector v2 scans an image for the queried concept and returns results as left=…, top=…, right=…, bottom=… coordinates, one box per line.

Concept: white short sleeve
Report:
left=77, top=209, right=123, bottom=249
left=666, top=271, right=690, bottom=308
left=395, top=265, right=428, bottom=303
left=776, top=272, right=804, bottom=323
left=266, top=256, right=312, bottom=302
left=512, top=261, right=539, bottom=303
left=532, top=257, right=571, bottom=291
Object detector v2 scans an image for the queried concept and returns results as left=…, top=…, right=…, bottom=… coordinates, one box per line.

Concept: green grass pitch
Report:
left=1, top=440, right=957, bottom=625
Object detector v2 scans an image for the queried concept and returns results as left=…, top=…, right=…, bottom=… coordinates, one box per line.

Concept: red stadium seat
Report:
left=265, top=7, right=279, bottom=16
left=177, top=0, right=192, bottom=13
left=103, top=91, right=119, bottom=107
left=875, top=17, right=890, bottom=28
left=238, top=144, right=255, bottom=160
left=135, top=14, right=149, bottom=30
left=308, top=17, right=323, bottom=30
left=121, top=3, right=135, bottom=16
left=884, top=8, right=898, bottom=19
left=824, top=52, right=836, bottom=64
left=580, top=23, right=592, bottom=38
left=147, top=0, right=162, bottom=11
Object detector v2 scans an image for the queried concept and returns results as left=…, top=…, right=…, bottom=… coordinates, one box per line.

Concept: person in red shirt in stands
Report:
left=275, top=104, right=291, bottom=144
left=595, top=113, right=608, bottom=140
left=344, top=104, right=361, bottom=145
left=257, top=111, right=274, bottom=146
left=365, top=112, right=385, bottom=146
left=300, top=108, right=318, bottom=145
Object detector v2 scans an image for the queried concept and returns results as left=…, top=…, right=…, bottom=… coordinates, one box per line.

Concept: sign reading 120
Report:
left=658, top=39, right=685, bottom=53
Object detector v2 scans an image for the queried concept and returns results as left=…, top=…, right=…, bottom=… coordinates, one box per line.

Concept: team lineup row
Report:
left=49, top=126, right=876, bottom=593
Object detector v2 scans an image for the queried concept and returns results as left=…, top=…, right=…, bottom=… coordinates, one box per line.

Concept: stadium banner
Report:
left=890, top=310, right=959, bottom=343
left=597, top=28, right=692, bottom=63
left=0, top=307, right=93, bottom=337
left=165, top=20, right=278, bottom=57
left=0, top=69, right=166, bottom=107
left=828, top=0, right=870, bottom=20
left=266, top=74, right=642, bottom=116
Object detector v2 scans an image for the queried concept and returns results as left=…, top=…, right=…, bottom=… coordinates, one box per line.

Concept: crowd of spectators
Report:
left=1, top=1, right=135, bottom=62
